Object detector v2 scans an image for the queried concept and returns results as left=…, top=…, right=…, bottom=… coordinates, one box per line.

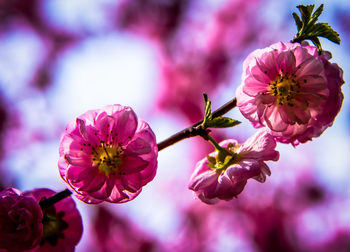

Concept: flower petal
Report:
left=276, top=50, right=296, bottom=75
left=264, top=106, right=289, bottom=132
left=120, top=156, right=149, bottom=174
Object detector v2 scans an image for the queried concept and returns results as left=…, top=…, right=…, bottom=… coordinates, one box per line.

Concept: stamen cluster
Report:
left=269, top=74, right=300, bottom=106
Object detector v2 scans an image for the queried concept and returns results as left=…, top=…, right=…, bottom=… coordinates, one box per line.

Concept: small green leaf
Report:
left=311, top=22, right=341, bottom=44
left=309, top=4, right=324, bottom=27
left=217, top=149, right=226, bottom=163
left=203, top=93, right=212, bottom=124
left=297, top=4, right=314, bottom=23
left=207, top=162, right=216, bottom=170
left=207, top=155, right=216, bottom=165
left=292, top=12, right=302, bottom=31
left=205, top=117, right=241, bottom=128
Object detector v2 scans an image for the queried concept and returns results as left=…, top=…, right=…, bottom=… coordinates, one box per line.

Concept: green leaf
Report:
left=203, top=93, right=212, bottom=124
left=207, top=155, right=216, bottom=165
left=309, top=4, right=324, bottom=27
left=310, top=22, right=341, bottom=44
left=217, top=149, right=226, bottom=163
left=292, top=12, right=302, bottom=31
left=205, top=117, right=241, bottom=128
left=297, top=4, right=314, bottom=23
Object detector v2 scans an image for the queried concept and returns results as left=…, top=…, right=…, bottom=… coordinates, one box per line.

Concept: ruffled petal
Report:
left=255, top=51, right=279, bottom=80
left=242, top=75, right=269, bottom=96
left=121, top=173, right=142, bottom=193
left=120, top=156, right=149, bottom=174
left=125, top=137, right=152, bottom=155
left=188, top=169, right=218, bottom=191
left=296, top=56, right=323, bottom=77
left=111, top=107, right=138, bottom=145
left=239, top=130, right=279, bottom=161
left=276, top=50, right=296, bottom=75
left=236, top=85, right=266, bottom=128
left=293, top=100, right=312, bottom=124
left=264, top=106, right=289, bottom=132
left=298, top=75, right=328, bottom=94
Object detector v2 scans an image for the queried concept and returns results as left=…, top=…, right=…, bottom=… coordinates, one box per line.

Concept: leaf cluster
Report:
left=292, top=4, right=340, bottom=52
left=202, top=94, right=240, bottom=129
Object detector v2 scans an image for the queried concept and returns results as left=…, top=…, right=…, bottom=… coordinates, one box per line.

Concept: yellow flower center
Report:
left=269, top=74, right=300, bottom=106
left=92, top=143, right=123, bottom=176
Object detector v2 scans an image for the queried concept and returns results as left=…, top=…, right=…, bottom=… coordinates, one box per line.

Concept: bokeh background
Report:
left=0, top=0, right=350, bottom=251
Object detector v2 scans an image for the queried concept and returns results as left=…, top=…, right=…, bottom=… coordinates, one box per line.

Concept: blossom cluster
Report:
left=188, top=41, right=344, bottom=204
left=1, top=38, right=344, bottom=249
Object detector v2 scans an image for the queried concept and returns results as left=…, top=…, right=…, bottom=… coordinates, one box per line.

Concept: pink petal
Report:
left=88, top=179, right=113, bottom=199
left=107, top=185, right=129, bottom=203
left=250, top=65, right=271, bottom=84
left=125, top=137, right=152, bottom=155
left=296, top=93, right=326, bottom=109
left=64, top=154, right=91, bottom=168
left=298, top=75, right=328, bottom=94
left=72, top=193, right=103, bottom=204
left=58, top=156, right=69, bottom=179
left=77, top=118, right=89, bottom=141
left=236, top=85, right=266, bottom=127
left=292, top=101, right=311, bottom=124
left=120, top=156, right=149, bottom=174
left=112, top=107, right=138, bottom=145
left=239, top=130, right=279, bottom=161
left=279, top=106, right=297, bottom=124
left=293, top=46, right=314, bottom=67
left=276, top=50, right=296, bottom=75
left=296, top=56, right=323, bottom=77
left=68, top=166, right=97, bottom=185
left=264, top=106, right=289, bottom=132
left=81, top=174, right=107, bottom=194
left=121, top=173, right=142, bottom=193
left=197, top=194, right=219, bottom=205
left=140, top=156, right=157, bottom=182
left=256, top=51, right=279, bottom=79
left=242, top=76, right=269, bottom=96
left=189, top=170, right=218, bottom=191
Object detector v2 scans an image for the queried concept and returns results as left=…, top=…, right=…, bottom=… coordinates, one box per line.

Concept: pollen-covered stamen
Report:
left=269, top=74, right=301, bottom=106
left=92, top=141, right=124, bottom=176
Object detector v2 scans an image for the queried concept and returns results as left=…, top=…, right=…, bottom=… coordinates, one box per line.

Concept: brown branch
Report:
left=157, top=98, right=237, bottom=151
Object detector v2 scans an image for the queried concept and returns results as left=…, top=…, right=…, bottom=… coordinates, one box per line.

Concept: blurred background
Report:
left=0, top=0, right=349, bottom=251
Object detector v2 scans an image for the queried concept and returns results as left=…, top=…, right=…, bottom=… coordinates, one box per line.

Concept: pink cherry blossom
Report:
left=58, top=104, right=158, bottom=204
left=0, top=188, right=43, bottom=251
left=236, top=41, right=344, bottom=145
left=188, top=130, right=279, bottom=204
left=24, top=188, right=83, bottom=252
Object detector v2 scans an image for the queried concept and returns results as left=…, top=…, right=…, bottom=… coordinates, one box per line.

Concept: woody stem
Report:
left=157, top=98, right=237, bottom=151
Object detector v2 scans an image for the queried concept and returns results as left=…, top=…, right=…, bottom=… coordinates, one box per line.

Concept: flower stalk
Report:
left=39, top=189, right=72, bottom=210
